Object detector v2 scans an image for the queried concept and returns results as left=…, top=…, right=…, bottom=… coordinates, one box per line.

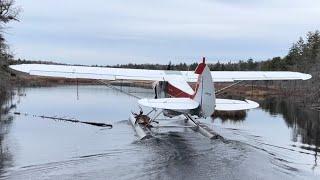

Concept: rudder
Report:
left=193, top=58, right=215, bottom=118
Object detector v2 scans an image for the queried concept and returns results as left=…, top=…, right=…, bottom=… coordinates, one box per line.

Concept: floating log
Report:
left=13, top=112, right=113, bottom=128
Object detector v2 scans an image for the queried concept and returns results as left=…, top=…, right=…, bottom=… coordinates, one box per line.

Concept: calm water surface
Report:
left=0, top=85, right=319, bottom=180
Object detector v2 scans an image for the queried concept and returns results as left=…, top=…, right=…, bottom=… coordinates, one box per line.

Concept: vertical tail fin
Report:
left=193, top=57, right=215, bottom=118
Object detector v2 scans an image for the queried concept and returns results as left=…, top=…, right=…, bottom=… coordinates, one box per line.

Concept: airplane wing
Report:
left=210, top=71, right=312, bottom=82
left=9, top=63, right=311, bottom=82
left=215, top=99, right=259, bottom=111
left=138, top=98, right=199, bottom=110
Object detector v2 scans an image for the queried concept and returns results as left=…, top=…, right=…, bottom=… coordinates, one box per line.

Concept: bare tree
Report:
left=0, top=0, right=20, bottom=23
left=0, top=0, right=20, bottom=60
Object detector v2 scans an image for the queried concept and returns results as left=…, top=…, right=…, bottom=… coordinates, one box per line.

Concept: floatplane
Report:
left=9, top=57, right=311, bottom=139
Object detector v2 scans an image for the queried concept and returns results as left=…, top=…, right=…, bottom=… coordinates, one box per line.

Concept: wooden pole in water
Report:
left=76, top=78, right=79, bottom=100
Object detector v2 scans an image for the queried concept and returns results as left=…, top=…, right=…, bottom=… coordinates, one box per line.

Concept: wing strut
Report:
left=215, top=80, right=244, bottom=95
left=97, top=80, right=142, bottom=99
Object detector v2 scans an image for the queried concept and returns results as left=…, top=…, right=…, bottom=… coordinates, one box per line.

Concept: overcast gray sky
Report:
left=5, top=0, right=320, bottom=65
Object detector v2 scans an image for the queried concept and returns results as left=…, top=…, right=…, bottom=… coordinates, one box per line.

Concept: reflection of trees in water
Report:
left=260, top=97, right=320, bottom=148
left=0, top=89, right=16, bottom=175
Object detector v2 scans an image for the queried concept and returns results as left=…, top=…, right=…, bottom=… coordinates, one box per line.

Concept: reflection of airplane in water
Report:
left=10, top=57, right=312, bottom=139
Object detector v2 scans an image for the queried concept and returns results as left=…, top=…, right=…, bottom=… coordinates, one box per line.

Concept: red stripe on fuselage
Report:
left=167, top=83, right=193, bottom=98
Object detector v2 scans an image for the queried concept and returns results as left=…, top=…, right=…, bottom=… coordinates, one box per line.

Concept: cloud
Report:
left=5, top=0, right=320, bottom=64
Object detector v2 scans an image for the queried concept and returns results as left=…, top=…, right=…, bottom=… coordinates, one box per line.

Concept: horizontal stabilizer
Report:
left=164, top=75, right=194, bottom=95
left=215, top=99, right=259, bottom=111
left=138, top=98, right=199, bottom=110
